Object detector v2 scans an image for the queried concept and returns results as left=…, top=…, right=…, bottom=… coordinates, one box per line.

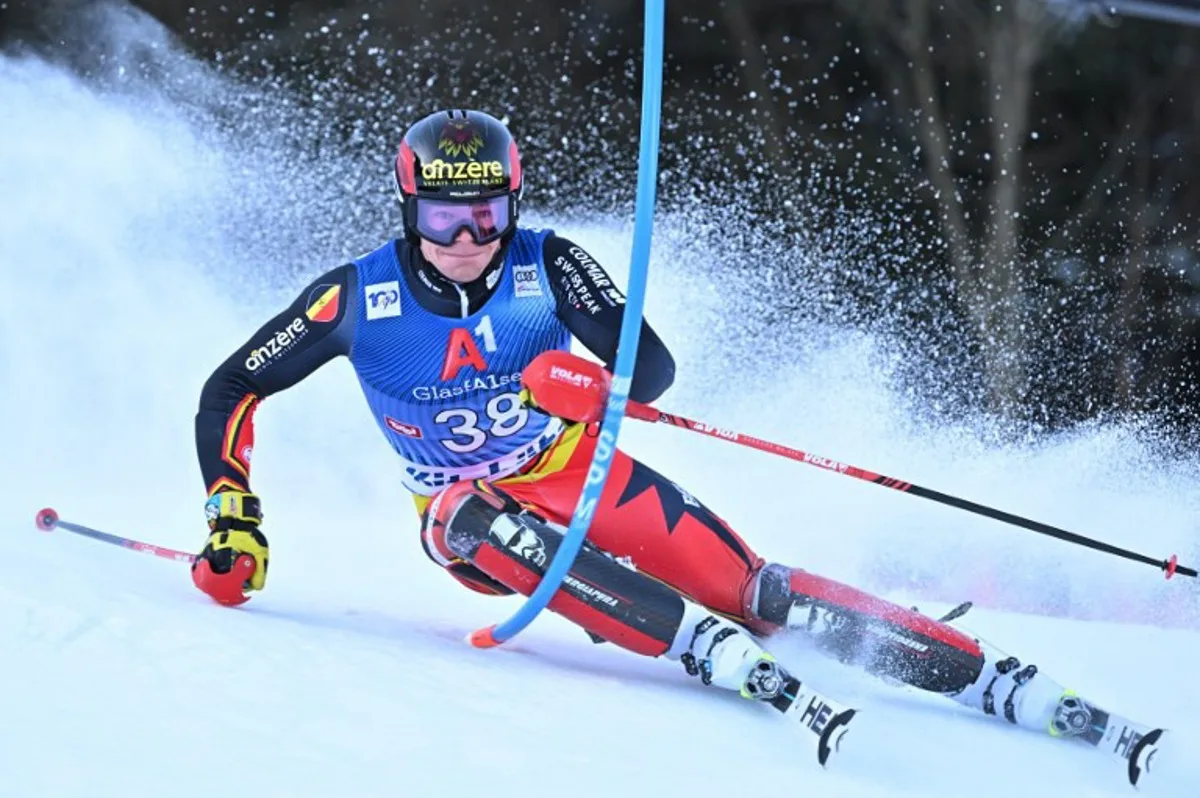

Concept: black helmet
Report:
left=394, top=109, right=522, bottom=246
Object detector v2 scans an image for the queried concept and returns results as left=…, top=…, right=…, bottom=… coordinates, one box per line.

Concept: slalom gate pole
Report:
left=34, top=507, right=197, bottom=564
left=468, top=0, right=667, bottom=648
left=620, top=402, right=1197, bottom=580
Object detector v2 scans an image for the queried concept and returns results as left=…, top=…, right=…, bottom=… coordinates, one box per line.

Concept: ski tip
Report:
left=1128, top=727, right=1164, bottom=787
left=817, top=708, right=857, bottom=768
left=35, top=507, right=59, bottom=532
left=467, top=625, right=503, bottom=649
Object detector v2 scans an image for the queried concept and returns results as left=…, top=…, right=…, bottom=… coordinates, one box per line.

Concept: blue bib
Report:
left=350, top=229, right=571, bottom=494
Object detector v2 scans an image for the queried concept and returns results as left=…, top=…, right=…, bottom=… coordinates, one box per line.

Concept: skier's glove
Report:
left=520, top=350, right=612, bottom=424
left=191, top=490, right=269, bottom=606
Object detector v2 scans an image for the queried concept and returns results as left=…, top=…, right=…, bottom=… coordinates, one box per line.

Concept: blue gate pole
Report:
left=469, top=0, right=666, bottom=648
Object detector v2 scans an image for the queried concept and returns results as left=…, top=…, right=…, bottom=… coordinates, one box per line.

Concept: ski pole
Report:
left=623, top=403, right=1196, bottom=580
left=34, top=507, right=197, bottom=564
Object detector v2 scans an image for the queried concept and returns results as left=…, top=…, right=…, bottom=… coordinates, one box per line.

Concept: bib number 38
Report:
left=435, top=392, right=529, bottom=453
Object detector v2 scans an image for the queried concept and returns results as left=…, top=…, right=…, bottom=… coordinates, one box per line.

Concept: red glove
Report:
left=520, top=351, right=612, bottom=423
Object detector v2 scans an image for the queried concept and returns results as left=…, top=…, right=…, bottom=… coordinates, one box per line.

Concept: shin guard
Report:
left=424, top=481, right=686, bottom=656
left=746, top=563, right=984, bottom=694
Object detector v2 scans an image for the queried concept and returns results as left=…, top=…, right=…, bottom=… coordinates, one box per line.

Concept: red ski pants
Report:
left=415, top=422, right=764, bottom=623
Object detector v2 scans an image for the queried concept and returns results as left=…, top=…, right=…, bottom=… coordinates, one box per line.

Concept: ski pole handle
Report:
left=35, top=507, right=197, bottom=564
left=624, top=403, right=1196, bottom=580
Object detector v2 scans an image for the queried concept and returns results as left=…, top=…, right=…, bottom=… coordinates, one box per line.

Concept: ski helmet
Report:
left=393, top=109, right=523, bottom=247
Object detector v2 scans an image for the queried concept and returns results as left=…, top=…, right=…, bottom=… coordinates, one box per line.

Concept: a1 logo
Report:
left=441, top=315, right=498, bottom=380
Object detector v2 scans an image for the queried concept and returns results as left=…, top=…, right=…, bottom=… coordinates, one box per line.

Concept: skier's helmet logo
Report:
left=438, top=121, right=485, bottom=158
left=395, top=110, right=522, bottom=200
left=393, top=109, right=523, bottom=244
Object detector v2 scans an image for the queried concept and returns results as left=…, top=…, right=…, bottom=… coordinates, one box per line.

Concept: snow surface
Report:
left=3, top=18, right=1200, bottom=798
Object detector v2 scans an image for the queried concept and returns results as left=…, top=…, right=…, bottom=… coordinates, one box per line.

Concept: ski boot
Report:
left=673, top=606, right=857, bottom=766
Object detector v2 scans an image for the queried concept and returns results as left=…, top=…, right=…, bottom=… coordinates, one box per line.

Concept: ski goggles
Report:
left=410, top=195, right=514, bottom=246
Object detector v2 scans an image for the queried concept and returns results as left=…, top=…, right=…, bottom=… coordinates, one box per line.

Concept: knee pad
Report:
left=420, top=480, right=523, bottom=567
left=420, top=481, right=524, bottom=596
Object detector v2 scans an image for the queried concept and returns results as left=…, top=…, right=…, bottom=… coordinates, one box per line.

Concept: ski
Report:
left=1125, top=726, right=1199, bottom=795
left=1042, top=691, right=1194, bottom=794
left=766, top=674, right=858, bottom=767
left=904, top=600, right=972, bottom=624
left=1129, top=728, right=1166, bottom=792
left=937, top=601, right=973, bottom=624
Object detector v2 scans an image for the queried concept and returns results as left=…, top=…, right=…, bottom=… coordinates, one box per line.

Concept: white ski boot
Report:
left=951, top=638, right=1069, bottom=731
left=672, top=609, right=786, bottom=699
left=951, top=636, right=1172, bottom=790
left=668, top=603, right=858, bottom=767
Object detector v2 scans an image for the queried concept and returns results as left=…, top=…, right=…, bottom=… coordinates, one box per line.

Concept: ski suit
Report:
left=197, top=229, right=981, bottom=690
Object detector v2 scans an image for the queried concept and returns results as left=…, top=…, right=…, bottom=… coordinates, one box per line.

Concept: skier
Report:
left=191, top=109, right=1164, bottom=778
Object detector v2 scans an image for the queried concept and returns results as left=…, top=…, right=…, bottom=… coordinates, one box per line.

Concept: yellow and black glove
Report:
left=518, top=386, right=544, bottom=414
left=191, top=490, right=269, bottom=606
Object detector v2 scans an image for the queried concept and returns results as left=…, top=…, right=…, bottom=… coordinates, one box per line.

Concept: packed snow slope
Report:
left=4, top=523, right=1200, bottom=798
left=3, top=18, right=1200, bottom=798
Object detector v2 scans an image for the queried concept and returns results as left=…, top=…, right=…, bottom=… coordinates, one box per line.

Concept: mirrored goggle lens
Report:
left=414, top=196, right=511, bottom=245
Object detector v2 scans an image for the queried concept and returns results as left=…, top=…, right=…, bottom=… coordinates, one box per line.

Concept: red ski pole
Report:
left=623, top=402, right=1195, bottom=580
left=35, top=507, right=196, bottom=564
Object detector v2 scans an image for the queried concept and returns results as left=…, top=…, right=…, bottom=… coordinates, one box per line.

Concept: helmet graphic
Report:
left=394, top=109, right=522, bottom=246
